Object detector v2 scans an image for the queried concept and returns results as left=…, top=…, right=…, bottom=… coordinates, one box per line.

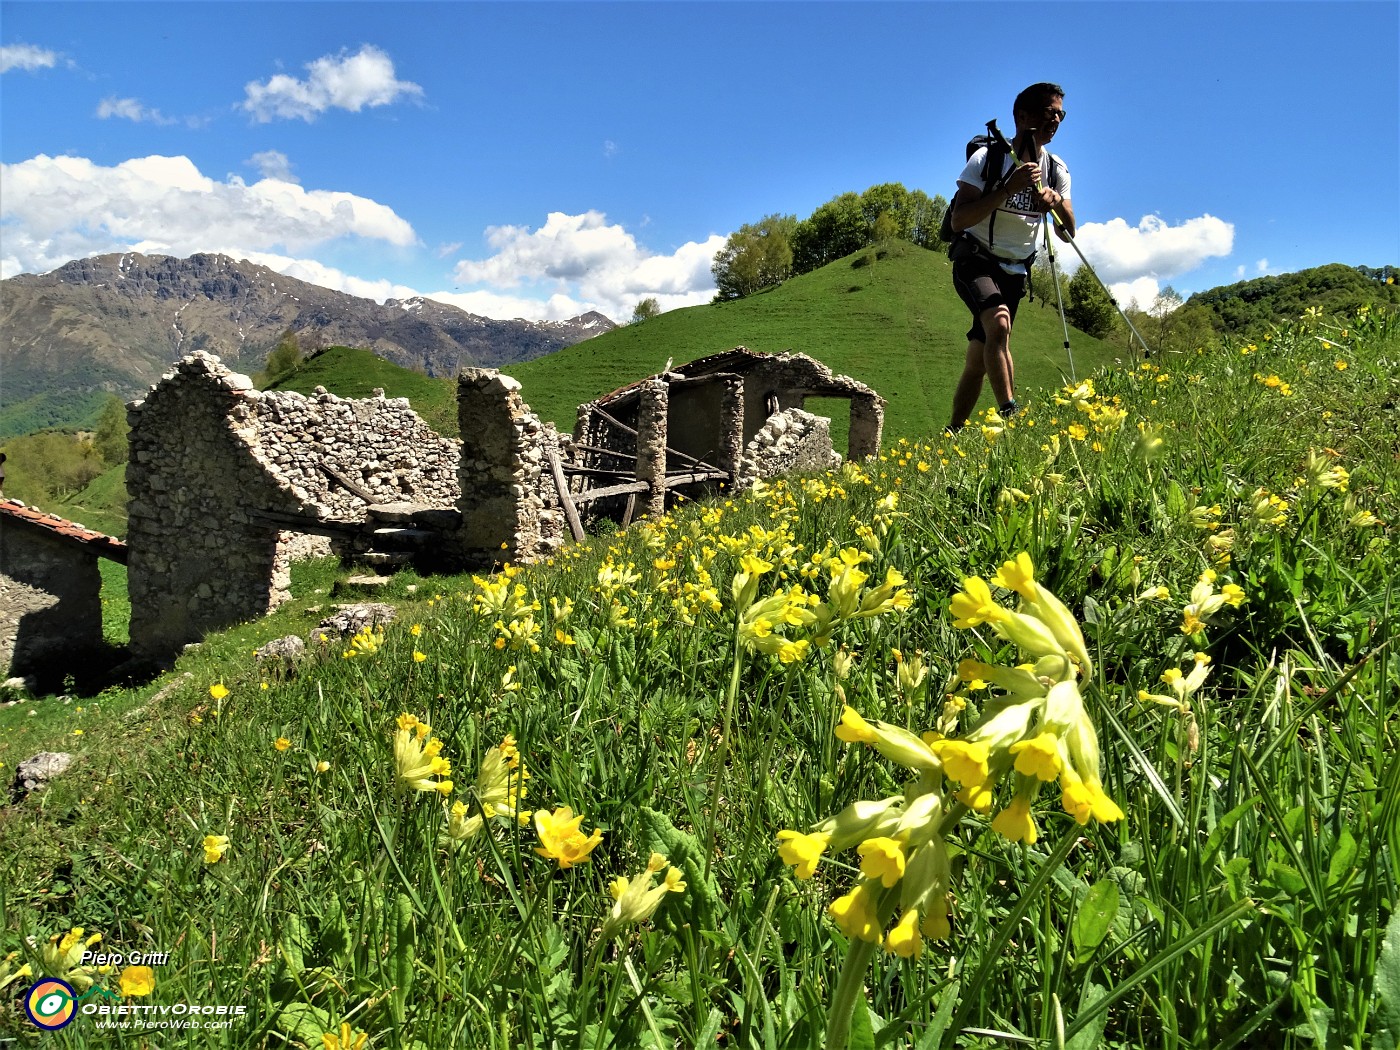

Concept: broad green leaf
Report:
left=638, top=806, right=725, bottom=931
left=387, top=891, right=415, bottom=1025
left=1066, top=982, right=1109, bottom=1050
left=847, top=999, right=876, bottom=1050
left=1326, top=827, right=1358, bottom=887
left=278, top=911, right=309, bottom=976
left=1072, top=879, right=1120, bottom=961
left=1374, top=907, right=1400, bottom=1050
left=275, top=1002, right=335, bottom=1045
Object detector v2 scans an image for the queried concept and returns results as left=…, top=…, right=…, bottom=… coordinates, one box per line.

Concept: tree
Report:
left=257, top=329, right=303, bottom=388
left=1065, top=266, right=1119, bottom=338
left=711, top=214, right=797, bottom=301
left=792, top=194, right=867, bottom=274
left=92, top=394, right=129, bottom=466
left=630, top=298, right=661, bottom=324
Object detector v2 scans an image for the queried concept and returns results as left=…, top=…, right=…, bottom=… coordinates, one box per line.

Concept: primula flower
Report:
left=442, top=736, right=530, bottom=848
left=40, top=928, right=111, bottom=991
left=534, top=806, right=603, bottom=868
left=776, top=830, right=830, bottom=879
left=884, top=907, right=924, bottom=959
left=601, top=852, right=687, bottom=939
left=857, top=837, right=907, bottom=888
left=202, top=834, right=230, bottom=864
left=119, top=965, right=155, bottom=997
left=323, top=1023, right=370, bottom=1050
left=1009, top=732, right=1063, bottom=781
left=393, top=715, right=453, bottom=796
left=829, top=880, right=884, bottom=943
left=990, top=796, right=1038, bottom=844
left=209, top=683, right=229, bottom=700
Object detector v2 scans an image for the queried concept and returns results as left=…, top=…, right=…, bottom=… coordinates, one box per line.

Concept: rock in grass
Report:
left=12, top=752, right=74, bottom=802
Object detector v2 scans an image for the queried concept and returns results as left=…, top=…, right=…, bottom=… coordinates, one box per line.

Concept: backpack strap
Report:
left=981, top=121, right=1010, bottom=251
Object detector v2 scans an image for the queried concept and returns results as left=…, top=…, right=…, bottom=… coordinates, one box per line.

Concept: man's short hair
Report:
left=1014, top=82, right=1065, bottom=119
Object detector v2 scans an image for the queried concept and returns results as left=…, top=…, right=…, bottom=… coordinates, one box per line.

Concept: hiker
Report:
left=945, top=82, right=1076, bottom=433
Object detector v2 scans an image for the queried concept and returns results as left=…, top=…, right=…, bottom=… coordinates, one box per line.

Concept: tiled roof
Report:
left=0, top=499, right=129, bottom=563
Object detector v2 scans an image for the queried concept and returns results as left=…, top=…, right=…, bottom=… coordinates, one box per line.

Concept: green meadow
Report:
left=1, top=292, right=1397, bottom=1048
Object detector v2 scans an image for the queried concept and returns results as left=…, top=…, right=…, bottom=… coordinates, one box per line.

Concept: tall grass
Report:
left=1, top=305, right=1396, bottom=1048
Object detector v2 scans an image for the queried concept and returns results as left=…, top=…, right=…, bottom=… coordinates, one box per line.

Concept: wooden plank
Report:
left=573, top=442, right=638, bottom=462
left=571, top=480, right=650, bottom=503
left=661, top=470, right=728, bottom=489
left=591, top=407, right=722, bottom=473
left=251, top=510, right=362, bottom=539
left=562, top=464, right=637, bottom=479
left=316, top=461, right=376, bottom=502
left=546, top=448, right=586, bottom=542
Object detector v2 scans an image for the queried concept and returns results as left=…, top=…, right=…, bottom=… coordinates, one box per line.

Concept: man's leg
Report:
left=948, top=339, right=987, bottom=431
left=980, top=304, right=1015, bottom=409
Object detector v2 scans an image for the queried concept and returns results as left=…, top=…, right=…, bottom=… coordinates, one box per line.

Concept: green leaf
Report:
left=1222, top=856, right=1252, bottom=902
left=1267, top=861, right=1307, bottom=896
left=848, top=1000, right=876, bottom=1050
left=1071, top=879, right=1120, bottom=961
left=1374, top=907, right=1400, bottom=1050
left=278, top=912, right=309, bottom=977
left=387, top=891, right=416, bottom=1025
left=1326, top=827, right=1358, bottom=887
left=275, top=1002, right=335, bottom=1045
left=637, top=806, right=725, bottom=931
left=1065, top=983, right=1109, bottom=1050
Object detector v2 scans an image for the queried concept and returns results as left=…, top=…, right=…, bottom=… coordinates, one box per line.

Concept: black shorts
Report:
left=952, top=248, right=1026, bottom=343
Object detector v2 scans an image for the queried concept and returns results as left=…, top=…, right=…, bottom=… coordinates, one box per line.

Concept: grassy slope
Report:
left=508, top=242, right=1116, bottom=439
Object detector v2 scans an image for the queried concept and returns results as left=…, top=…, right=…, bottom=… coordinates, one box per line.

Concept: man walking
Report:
left=945, top=82, right=1075, bottom=433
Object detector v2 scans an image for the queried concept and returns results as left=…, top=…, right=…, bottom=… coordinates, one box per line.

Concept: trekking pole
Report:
left=1043, top=221, right=1077, bottom=381
left=988, top=121, right=1151, bottom=361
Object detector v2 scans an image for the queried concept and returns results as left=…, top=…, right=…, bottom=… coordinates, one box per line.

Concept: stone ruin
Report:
left=121, top=347, right=884, bottom=662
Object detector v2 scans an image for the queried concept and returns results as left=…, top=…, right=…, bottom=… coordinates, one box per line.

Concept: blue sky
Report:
left=2, top=1, right=1397, bottom=322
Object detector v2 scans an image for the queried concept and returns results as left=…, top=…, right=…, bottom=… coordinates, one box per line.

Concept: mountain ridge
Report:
left=0, top=251, right=614, bottom=436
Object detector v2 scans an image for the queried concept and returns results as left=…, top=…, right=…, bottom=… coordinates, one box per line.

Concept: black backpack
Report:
left=939, top=119, right=1058, bottom=266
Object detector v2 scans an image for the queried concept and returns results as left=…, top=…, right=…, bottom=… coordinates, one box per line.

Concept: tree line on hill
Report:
left=709, top=182, right=1396, bottom=357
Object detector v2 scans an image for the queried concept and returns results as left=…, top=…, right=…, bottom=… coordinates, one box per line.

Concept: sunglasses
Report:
left=1042, top=108, right=1067, bottom=122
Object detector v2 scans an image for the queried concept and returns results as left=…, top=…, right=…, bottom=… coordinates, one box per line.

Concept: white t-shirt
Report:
left=958, top=147, right=1071, bottom=273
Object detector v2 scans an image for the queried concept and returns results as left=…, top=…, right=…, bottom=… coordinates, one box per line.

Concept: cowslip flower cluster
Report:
left=442, top=735, right=530, bottom=848
left=777, top=553, right=1123, bottom=960
left=601, top=853, right=688, bottom=939
left=342, top=626, right=384, bottom=659
left=1180, top=569, right=1246, bottom=636
left=39, top=928, right=111, bottom=991
left=534, top=806, right=603, bottom=868
left=393, top=714, right=453, bottom=796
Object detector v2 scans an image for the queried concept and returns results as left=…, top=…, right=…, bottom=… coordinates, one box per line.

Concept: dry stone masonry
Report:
left=113, top=346, right=883, bottom=662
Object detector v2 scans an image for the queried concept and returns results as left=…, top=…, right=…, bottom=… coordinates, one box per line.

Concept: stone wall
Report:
left=457, top=368, right=568, bottom=565
left=0, top=520, right=105, bottom=680
left=126, top=352, right=459, bottom=660
left=736, top=408, right=841, bottom=484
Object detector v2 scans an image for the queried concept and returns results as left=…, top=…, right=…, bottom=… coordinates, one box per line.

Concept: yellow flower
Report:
left=533, top=806, right=603, bottom=869
left=1060, top=770, right=1125, bottom=824
left=949, top=576, right=1005, bottom=628
left=601, top=852, right=687, bottom=938
left=323, top=1022, right=370, bottom=1050
left=1008, top=733, right=1063, bottom=781
left=274, top=737, right=291, bottom=751
left=202, top=834, right=230, bottom=864
left=776, top=830, right=830, bottom=879
left=930, top=739, right=990, bottom=787
left=834, top=704, right=878, bottom=744
left=119, top=965, right=155, bottom=997
left=393, top=714, right=453, bottom=795
left=884, top=907, right=924, bottom=959
left=40, top=928, right=108, bottom=991
left=209, top=683, right=229, bottom=700
left=991, top=797, right=1038, bottom=844
left=857, top=837, right=907, bottom=888
left=412, top=650, right=427, bottom=663
left=991, top=552, right=1038, bottom=603
left=828, top=880, right=883, bottom=943
left=316, top=760, right=332, bottom=774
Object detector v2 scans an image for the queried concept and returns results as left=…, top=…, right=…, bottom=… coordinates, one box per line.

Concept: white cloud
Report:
left=1106, top=276, right=1166, bottom=312
left=96, top=97, right=176, bottom=125
left=0, top=153, right=417, bottom=277
left=241, top=45, right=423, bottom=123
left=1256, top=258, right=1270, bottom=273
left=0, top=44, right=58, bottom=74
left=249, top=150, right=297, bottom=183
left=1069, top=214, right=1234, bottom=285
left=450, top=210, right=726, bottom=321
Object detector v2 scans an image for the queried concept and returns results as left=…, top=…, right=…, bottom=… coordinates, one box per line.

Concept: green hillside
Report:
left=268, top=345, right=460, bottom=437
left=507, top=242, right=1115, bottom=440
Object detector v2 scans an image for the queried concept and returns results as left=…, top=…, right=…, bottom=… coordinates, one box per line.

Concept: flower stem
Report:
left=825, top=885, right=898, bottom=1050
left=704, top=631, right=746, bottom=882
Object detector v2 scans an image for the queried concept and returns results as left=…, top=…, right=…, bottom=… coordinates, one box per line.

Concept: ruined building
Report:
left=121, top=347, right=883, bottom=661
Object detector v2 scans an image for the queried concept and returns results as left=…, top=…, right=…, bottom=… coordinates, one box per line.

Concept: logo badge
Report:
left=25, top=978, right=79, bottom=1030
